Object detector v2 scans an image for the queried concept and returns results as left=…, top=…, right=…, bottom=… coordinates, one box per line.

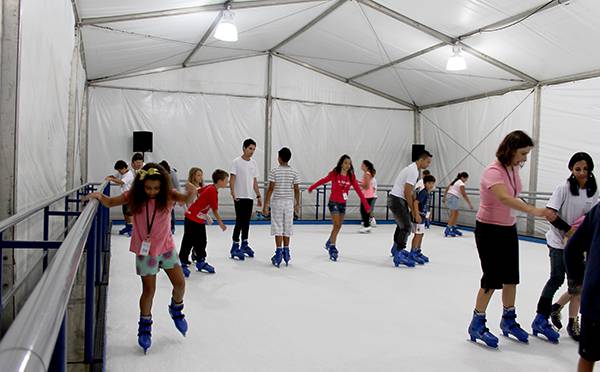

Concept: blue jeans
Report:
left=328, top=201, right=347, bottom=215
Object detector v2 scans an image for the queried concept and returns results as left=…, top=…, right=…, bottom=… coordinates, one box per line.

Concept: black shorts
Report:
left=474, top=221, right=519, bottom=290
left=580, top=316, right=600, bottom=362
left=122, top=203, right=131, bottom=217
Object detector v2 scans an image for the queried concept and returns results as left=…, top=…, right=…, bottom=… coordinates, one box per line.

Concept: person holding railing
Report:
left=359, top=160, right=377, bottom=233
left=443, top=172, right=474, bottom=237
left=468, top=130, right=554, bottom=348
left=532, top=152, right=598, bottom=343
left=88, top=163, right=196, bottom=354
left=308, top=154, right=371, bottom=261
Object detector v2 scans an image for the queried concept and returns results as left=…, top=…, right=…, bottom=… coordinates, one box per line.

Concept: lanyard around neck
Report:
left=145, top=201, right=158, bottom=238
left=504, top=166, right=517, bottom=197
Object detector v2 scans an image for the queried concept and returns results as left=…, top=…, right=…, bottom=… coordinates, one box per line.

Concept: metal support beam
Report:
left=182, top=11, right=223, bottom=67
left=459, top=44, right=537, bottom=84
left=413, top=110, right=422, bottom=144
left=66, top=32, right=80, bottom=190
left=0, top=0, right=20, bottom=332
left=81, top=87, right=89, bottom=183
left=349, top=43, right=445, bottom=81
left=270, top=0, right=347, bottom=51
left=541, top=68, right=600, bottom=87
left=354, top=0, right=538, bottom=84
left=88, top=52, right=266, bottom=84
left=264, top=53, right=274, bottom=186
left=273, top=52, right=416, bottom=109
left=527, top=85, right=542, bottom=235
left=79, top=0, right=323, bottom=26
left=419, top=82, right=536, bottom=110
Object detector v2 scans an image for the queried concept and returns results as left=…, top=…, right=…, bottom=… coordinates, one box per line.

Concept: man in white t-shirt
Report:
left=388, top=150, right=432, bottom=267
left=229, top=138, right=262, bottom=260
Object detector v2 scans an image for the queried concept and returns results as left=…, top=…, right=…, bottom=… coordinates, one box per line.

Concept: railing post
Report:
left=386, top=190, right=390, bottom=220
left=322, top=185, right=327, bottom=221
left=49, top=314, right=67, bottom=372
left=84, top=219, right=96, bottom=363
left=0, top=231, right=3, bottom=317
left=315, top=189, right=319, bottom=220
left=437, top=187, right=443, bottom=223
left=64, top=196, right=70, bottom=239
left=43, top=206, right=50, bottom=270
left=95, top=211, right=102, bottom=285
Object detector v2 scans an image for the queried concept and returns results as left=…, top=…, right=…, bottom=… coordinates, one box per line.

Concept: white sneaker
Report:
left=359, top=226, right=372, bottom=233
left=370, top=217, right=377, bottom=227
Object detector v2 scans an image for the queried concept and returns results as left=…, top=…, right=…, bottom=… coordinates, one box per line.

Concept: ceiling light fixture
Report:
left=446, top=44, right=466, bottom=71
left=214, top=4, right=238, bottom=42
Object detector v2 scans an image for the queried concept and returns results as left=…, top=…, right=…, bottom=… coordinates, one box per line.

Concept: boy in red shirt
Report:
left=179, top=169, right=228, bottom=277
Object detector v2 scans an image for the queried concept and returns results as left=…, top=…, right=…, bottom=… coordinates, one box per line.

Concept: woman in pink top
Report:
left=308, top=154, right=371, bottom=261
left=468, top=130, right=554, bottom=349
left=359, top=160, right=377, bottom=233
left=89, top=163, right=195, bottom=354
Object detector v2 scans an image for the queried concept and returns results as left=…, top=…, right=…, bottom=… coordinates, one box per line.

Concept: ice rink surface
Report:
left=106, top=224, right=578, bottom=372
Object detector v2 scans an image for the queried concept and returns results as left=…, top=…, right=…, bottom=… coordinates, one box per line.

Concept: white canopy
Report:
left=77, top=0, right=600, bottom=108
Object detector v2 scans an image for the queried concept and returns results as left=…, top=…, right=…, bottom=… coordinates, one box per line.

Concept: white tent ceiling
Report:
left=77, top=0, right=600, bottom=109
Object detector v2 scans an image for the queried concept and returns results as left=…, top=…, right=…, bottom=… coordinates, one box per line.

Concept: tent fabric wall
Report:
left=271, top=99, right=413, bottom=218
left=421, top=89, right=535, bottom=228
left=14, top=0, right=76, bottom=281
left=95, top=55, right=268, bottom=97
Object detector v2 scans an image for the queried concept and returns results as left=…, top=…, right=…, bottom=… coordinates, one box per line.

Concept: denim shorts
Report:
left=446, top=195, right=460, bottom=211
left=328, top=201, right=347, bottom=215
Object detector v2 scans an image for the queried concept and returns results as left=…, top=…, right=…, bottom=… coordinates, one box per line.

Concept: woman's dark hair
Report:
left=129, top=163, right=172, bottom=214
left=567, top=152, right=597, bottom=197
left=450, top=172, right=469, bottom=186
left=496, top=130, right=534, bottom=166
left=333, top=154, right=355, bottom=182
left=362, top=160, right=376, bottom=177
left=159, top=160, right=171, bottom=173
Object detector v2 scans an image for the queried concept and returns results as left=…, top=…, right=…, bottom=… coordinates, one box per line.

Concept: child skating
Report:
left=88, top=163, right=195, bottom=354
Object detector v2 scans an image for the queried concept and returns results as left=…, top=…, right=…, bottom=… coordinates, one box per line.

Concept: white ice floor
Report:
left=105, top=224, right=579, bottom=372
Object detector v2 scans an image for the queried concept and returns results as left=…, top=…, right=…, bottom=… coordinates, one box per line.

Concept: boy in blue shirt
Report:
left=410, top=174, right=436, bottom=264
left=565, top=203, right=600, bottom=372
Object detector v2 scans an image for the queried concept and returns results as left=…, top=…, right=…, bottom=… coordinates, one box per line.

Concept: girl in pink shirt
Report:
left=359, top=160, right=377, bottom=233
left=468, top=130, right=554, bottom=349
left=308, top=154, right=371, bottom=261
left=89, top=163, right=195, bottom=354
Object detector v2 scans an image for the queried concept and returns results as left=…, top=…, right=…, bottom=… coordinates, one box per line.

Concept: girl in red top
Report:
left=88, top=163, right=195, bottom=354
left=308, top=154, right=371, bottom=261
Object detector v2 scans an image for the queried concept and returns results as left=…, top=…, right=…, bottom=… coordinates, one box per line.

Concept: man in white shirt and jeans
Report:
left=388, top=151, right=432, bottom=267
left=229, top=139, right=262, bottom=260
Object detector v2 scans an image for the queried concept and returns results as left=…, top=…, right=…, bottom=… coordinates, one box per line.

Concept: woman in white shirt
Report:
left=443, top=172, right=473, bottom=237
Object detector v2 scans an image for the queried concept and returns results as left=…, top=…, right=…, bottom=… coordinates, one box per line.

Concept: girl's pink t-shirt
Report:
left=124, top=192, right=175, bottom=256
left=362, top=172, right=376, bottom=199
left=476, top=160, right=522, bottom=226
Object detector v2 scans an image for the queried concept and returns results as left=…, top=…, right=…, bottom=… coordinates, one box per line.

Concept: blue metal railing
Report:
left=0, top=181, right=110, bottom=372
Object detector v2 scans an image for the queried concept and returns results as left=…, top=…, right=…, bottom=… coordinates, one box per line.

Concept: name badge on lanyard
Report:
left=140, top=201, right=157, bottom=256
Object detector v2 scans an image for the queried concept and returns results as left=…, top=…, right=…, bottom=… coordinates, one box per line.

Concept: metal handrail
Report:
left=0, top=182, right=93, bottom=233
left=0, top=180, right=108, bottom=372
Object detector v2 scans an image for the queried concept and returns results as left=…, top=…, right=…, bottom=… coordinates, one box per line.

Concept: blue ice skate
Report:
left=168, top=300, right=188, bottom=336
left=468, top=312, right=498, bottom=348
left=500, top=308, right=529, bottom=343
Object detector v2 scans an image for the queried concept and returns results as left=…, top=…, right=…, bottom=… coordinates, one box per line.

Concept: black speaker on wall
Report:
left=411, top=144, right=425, bottom=162
left=133, top=131, right=153, bottom=153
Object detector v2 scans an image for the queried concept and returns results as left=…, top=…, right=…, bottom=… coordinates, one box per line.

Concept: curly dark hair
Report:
left=128, top=163, right=173, bottom=214
left=567, top=152, right=597, bottom=197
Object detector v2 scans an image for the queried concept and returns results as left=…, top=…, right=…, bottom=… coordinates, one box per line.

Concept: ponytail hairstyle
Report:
left=333, top=154, right=355, bottom=182
left=567, top=152, right=596, bottom=197
left=362, top=160, right=376, bottom=177
left=450, top=172, right=469, bottom=186
left=129, top=163, right=172, bottom=214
